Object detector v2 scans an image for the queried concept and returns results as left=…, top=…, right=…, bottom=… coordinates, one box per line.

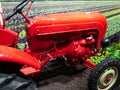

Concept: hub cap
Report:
left=97, top=66, right=118, bottom=90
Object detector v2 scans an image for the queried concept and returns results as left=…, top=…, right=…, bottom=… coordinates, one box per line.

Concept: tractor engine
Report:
left=27, top=12, right=107, bottom=67
left=64, top=35, right=96, bottom=65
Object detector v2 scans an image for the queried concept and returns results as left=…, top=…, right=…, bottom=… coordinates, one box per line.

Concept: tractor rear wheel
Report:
left=0, top=62, right=37, bottom=90
left=88, top=58, right=120, bottom=90
left=0, top=73, right=37, bottom=90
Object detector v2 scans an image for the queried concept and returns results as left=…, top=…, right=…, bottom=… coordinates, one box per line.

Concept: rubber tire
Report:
left=0, top=73, right=37, bottom=90
left=88, top=58, right=120, bottom=90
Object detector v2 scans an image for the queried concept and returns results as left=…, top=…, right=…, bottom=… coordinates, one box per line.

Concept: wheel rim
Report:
left=97, top=66, right=118, bottom=90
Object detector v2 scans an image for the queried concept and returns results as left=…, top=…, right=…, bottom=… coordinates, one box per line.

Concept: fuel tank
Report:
left=28, top=12, right=107, bottom=51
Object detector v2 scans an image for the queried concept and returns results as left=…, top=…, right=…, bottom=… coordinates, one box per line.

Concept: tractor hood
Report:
left=48, top=12, right=107, bottom=28
left=29, top=12, right=107, bottom=34
left=46, top=12, right=107, bottom=48
left=28, top=12, right=107, bottom=49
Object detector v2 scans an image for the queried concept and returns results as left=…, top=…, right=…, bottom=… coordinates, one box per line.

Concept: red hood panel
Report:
left=28, top=12, right=107, bottom=50
left=47, top=12, right=107, bottom=28
left=29, top=12, right=107, bottom=35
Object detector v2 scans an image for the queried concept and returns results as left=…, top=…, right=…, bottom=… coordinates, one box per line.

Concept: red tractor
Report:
left=0, top=0, right=120, bottom=90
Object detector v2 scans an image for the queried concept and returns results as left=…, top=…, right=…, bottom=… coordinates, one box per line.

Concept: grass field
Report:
left=1, top=1, right=120, bottom=49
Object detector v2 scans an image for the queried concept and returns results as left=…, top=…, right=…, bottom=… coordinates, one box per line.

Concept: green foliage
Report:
left=1, top=0, right=120, bottom=1
left=106, top=15, right=120, bottom=37
left=90, top=55, right=106, bottom=64
left=103, top=9, right=120, bottom=17
left=19, top=30, right=26, bottom=39
left=17, top=43, right=25, bottom=50
left=90, top=41, right=120, bottom=64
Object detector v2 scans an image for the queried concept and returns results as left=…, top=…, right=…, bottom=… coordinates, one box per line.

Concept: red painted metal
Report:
left=25, top=1, right=33, bottom=17
left=83, top=59, right=96, bottom=69
left=21, top=12, right=30, bottom=24
left=0, top=28, right=18, bottom=46
left=25, top=11, right=107, bottom=73
left=20, top=66, right=40, bottom=76
left=0, top=45, right=41, bottom=69
left=28, top=12, right=107, bottom=51
left=0, top=1, right=108, bottom=76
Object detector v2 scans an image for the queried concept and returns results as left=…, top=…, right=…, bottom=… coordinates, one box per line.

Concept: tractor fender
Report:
left=0, top=45, right=41, bottom=69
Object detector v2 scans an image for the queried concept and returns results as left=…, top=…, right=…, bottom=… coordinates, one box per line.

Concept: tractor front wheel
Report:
left=88, top=58, right=120, bottom=90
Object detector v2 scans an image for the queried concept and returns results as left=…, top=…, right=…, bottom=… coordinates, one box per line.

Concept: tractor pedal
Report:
left=20, top=67, right=40, bottom=76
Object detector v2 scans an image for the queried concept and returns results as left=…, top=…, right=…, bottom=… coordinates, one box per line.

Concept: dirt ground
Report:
left=33, top=62, right=91, bottom=90
left=33, top=61, right=120, bottom=90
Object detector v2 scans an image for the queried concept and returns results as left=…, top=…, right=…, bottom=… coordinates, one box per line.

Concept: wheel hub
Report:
left=105, top=74, right=112, bottom=83
left=97, top=66, right=118, bottom=90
